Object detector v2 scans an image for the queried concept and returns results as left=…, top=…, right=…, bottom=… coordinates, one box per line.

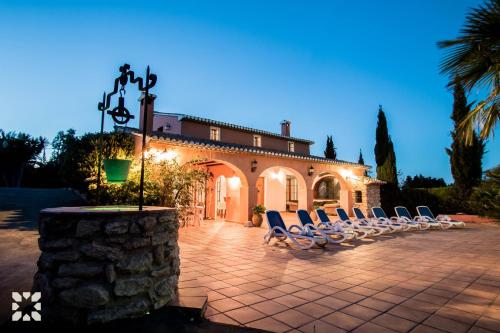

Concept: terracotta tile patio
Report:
left=178, top=220, right=500, bottom=333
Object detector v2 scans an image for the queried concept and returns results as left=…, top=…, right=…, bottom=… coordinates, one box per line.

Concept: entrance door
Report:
left=256, top=177, right=265, bottom=206
left=215, top=176, right=227, bottom=220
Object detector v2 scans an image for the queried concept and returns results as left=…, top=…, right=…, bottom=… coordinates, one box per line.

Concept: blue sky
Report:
left=0, top=0, right=498, bottom=183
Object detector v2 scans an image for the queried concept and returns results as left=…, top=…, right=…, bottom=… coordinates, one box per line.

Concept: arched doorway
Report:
left=198, top=160, right=249, bottom=223
left=256, top=166, right=307, bottom=212
left=312, top=172, right=352, bottom=214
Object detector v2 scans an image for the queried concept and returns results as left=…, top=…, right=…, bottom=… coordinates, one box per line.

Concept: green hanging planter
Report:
left=103, top=159, right=132, bottom=184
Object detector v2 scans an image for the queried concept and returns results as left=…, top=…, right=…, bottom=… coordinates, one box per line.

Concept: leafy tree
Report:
left=357, top=149, right=365, bottom=165
left=0, top=130, right=45, bottom=187
left=324, top=135, right=337, bottom=159
left=402, top=175, right=447, bottom=189
left=374, top=106, right=398, bottom=185
left=88, top=156, right=211, bottom=219
left=446, top=81, right=485, bottom=197
left=469, top=165, right=500, bottom=217
left=438, top=0, right=499, bottom=143
left=50, top=130, right=134, bottom=189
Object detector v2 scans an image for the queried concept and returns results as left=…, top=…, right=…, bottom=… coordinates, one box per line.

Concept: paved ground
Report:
left=1, top=192, right=500, bottom=332
left=179, top=220, right=500, bottom=333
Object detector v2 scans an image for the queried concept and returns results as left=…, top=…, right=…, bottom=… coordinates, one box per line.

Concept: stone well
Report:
left=33, top=206, right=179, bottom=324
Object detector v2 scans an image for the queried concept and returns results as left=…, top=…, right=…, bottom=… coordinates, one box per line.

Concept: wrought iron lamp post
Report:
left=97, top=64, right=157, bottom=210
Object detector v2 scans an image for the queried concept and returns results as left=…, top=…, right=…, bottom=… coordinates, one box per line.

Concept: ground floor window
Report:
left=314, top=176, right=340, bottom=201
left=286, top=175, right=298, bottom=211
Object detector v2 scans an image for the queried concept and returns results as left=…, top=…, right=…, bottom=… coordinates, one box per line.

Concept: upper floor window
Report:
left=253, top=135, right=262, bottom=147
left=210, top=127, right=221, bottom=141
left=287, top=141, right=295, bottom=152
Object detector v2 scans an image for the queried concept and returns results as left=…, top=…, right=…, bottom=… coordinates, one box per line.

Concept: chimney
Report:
left=139, top=92, right=156, bottom=136
left=281, top=120, right=291, bottom=137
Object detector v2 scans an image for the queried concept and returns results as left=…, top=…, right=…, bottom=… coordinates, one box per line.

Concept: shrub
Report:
left=469, top=166, right=500, bottom=218
left=252, top=205, right=266, bottom=214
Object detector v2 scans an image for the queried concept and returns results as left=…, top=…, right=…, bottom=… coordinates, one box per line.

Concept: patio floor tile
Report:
left=224, top=306, right=266, bottom=324
left=231, top=292, right=267, bottom=306
left=388, top=304, right=433, bottom=322
left=298, top=320, right=347, bottom=333
left=322, top=311, right=365, bottom=331
left=353, top=322, right=399, bottom=333
left=295, top=302, right=333, bottom=319
left=250, top=299, right=289, bottom=316
left=371, top=313, right=418, bottom=332
left=341, top=304, right=381, bottom=320
left=423, top=314, right=471, bottom=333
left=274, top=294, right=310, bottom=308
left=272, top=308, right=315, bottom=328
left=209, top=298, right=245, bottom=312
left=245, top=317, right=292, bottom=333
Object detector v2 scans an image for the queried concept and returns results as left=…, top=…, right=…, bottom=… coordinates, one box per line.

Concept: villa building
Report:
left=132, top=94, right=383, bottom=224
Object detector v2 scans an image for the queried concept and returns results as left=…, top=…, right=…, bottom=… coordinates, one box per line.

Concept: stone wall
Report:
left=33, top=206, right=179, bottom=325
left=365, top=185, right=381, bottom=217
left=351, top=182, right=381, bottom=217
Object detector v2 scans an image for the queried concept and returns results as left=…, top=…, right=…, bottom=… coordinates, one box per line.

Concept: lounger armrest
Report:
left=288, top=224, right=306, bottom=234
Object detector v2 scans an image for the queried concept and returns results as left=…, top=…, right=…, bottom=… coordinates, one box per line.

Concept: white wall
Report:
left=264, top=176, right=286, bottom=211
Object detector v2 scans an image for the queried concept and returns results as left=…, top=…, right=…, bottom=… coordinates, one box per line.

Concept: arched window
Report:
left=313, top=176, right=340, bottom=200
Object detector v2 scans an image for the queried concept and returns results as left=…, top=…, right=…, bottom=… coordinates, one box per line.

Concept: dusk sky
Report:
left=0, top=0, right=498, bottom=183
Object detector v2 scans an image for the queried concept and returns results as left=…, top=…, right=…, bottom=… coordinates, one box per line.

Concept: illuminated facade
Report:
left=132, top=94, right=383, bottom=223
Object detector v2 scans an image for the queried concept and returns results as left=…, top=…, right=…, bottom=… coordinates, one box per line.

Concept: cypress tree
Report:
left=324, top=135, right=337, bottom=160
left=446, top=81, right=484, bottom=197
left=358, top=149, right=365, bottom=165
left=374, top=106, right=398, bottom=185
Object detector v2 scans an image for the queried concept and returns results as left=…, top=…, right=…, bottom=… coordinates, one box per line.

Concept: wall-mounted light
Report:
left=308, top=165, right=315, bottom=176
left=251, top=160, right=257, bottom=172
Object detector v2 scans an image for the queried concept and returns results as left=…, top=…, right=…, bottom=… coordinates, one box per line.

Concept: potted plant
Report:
left=252, top=205, right=266, bottom=227
left=103, top=149, right=133, bottom=184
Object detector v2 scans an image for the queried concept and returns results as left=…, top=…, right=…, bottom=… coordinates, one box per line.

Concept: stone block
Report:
left=123, top=236, right=151, bottom=250
left=76, top=219, right=101, bottom=237
left=38, top=238, right=74, bottom=251
left=52, top=277, right=80, bottom=289
left=116, top=252, right=153, bottom=274
left=104, top=220, right=129, bottom=235
left=152, top=232, right=169, bottom=246
left=59, top=284, right=110, bottom=309
left=80, top=242, right=123, bottom=261
left=58, top=262, right=103, bottom=278
left=136, top=216, right=157, bottom=232
left=87, top=298, right=149, bottom=324
left=152, top=245, right=165, bottom=265
left=105, top=264, right=116, bottom=283
left=114, top=276, right=153, bottom=296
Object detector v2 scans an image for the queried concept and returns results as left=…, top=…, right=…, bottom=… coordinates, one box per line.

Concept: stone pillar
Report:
left=33, top=206, right=179, bottom=324
left=365, top=184, right=381, bottom=217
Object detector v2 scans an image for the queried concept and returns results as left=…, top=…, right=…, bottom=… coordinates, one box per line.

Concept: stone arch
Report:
left=199, top=159, right=249, bottom=224
left=311, top=171, right=353, bottom=215
left=256, top=165, right=308, bottom=211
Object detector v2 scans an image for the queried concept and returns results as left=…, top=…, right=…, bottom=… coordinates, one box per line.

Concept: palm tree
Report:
left=438, top=0, right=499, bottom=144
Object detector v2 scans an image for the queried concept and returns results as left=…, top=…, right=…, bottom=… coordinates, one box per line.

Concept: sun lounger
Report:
left=296, top=209, right=355, bottom=243
left=315, top=208, right=368, bottom=239
left=371, top=207, right=408, bottom=231
left=352, top=207, right=394, bottom=234
left=336, top=208, right=385, bottom=236
left=416, top=206, right=462, bottom=228
left=394, top=206, right=431, bottom=230
left=264, top=210, right=328, bottom=249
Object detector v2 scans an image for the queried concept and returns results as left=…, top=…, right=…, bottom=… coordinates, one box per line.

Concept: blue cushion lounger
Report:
left=264, top=210, right=328, bottom=250
left=371, top=207, right=408, bottom=231
left=394, top=206, right=432, bottom=230
left=352, top=207, right=393, bottom=234
left=314, top=208, right=367, bottom=239
left=416, top=206, right=461, bottom=229
left=336, top=207, right=385, bottom=237
left=296, top=209, right=355, bottom=243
